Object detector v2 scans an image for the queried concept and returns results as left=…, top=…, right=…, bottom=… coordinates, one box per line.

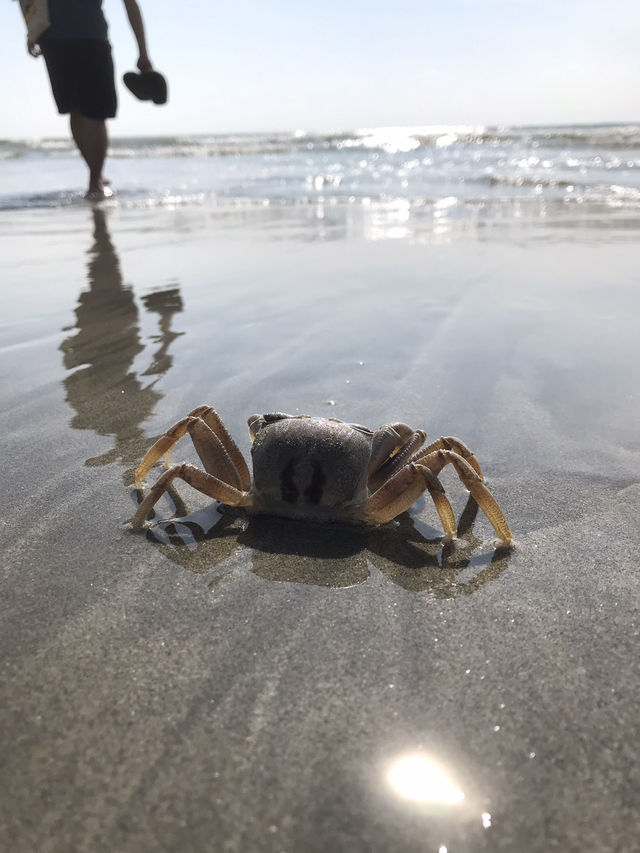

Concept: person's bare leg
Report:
left=70, top=112, right=110, bottom=197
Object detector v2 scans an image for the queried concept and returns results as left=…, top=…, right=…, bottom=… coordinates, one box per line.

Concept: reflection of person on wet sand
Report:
left=60, top=207, right=183, bottom=474
left=140, top=289, right=184, bottom=377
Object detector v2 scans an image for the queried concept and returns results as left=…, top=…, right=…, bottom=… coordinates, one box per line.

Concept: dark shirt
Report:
left=41, top=0, right=109, bottom=41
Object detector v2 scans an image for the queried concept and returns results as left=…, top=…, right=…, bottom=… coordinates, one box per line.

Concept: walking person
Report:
left=20, top=0, right=155, bottom=199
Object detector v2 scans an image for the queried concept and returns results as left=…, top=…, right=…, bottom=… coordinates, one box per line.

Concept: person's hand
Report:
left=137, top=54, right=153, bottom=72
left=27, top=38, right=41, bottom=58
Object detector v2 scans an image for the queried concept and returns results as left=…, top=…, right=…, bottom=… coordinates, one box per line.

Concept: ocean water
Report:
left=1, top=123, right=639, bottom=217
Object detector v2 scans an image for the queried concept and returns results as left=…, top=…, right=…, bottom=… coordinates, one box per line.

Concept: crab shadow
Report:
left=133, top=488, right=513, bottom=598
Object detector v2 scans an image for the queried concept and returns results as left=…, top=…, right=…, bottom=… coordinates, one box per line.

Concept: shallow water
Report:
left=2, top=123, right=640, bottom=210
left=1, top=199, right=640, bottom=852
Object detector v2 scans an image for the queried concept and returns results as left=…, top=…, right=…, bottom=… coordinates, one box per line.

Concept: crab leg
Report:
left=368, top=423, right=416, bottom=479
left=363, top=463, right=457, bottom=537
left=418, top=449, right=512, bottom=545
left=135, top=416, right=197, bottom=488
left=131, top=463, right=251, bottom=529
left=368, top=429, right=427, bottom=492
left=187, top=419, right=245, bottom=490
left=413, top=436, right=483, bottom=478
left=189, top=406, right=251, bottom=491
left=134, top=405, right=250, bottom=490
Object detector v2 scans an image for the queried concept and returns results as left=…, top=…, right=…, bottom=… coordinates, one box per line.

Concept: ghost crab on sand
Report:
left=131, top=406, right=513, bottom=545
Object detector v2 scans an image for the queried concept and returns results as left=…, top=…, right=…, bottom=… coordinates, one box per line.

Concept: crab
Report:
left=131, top=406, right=513, bottom=545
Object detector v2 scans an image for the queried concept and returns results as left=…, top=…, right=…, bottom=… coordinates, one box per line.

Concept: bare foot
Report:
left=85, top=185, right=115, bottom=201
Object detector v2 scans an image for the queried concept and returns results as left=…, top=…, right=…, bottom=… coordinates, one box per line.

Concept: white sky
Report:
left=2, top=0, right=639, bottom=139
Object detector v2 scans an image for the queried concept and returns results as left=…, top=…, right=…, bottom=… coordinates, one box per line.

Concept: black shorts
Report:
left=40, top=39, right=117, bottom=120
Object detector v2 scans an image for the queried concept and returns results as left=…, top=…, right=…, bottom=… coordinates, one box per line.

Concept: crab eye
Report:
left=247, top=414, right=263, bottom=441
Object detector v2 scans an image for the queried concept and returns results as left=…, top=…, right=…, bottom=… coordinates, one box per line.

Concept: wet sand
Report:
left=1, top=202, right=640, bottom=852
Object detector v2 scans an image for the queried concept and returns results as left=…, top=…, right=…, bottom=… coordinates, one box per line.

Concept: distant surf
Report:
left=1, top=123, right=639, bottom=212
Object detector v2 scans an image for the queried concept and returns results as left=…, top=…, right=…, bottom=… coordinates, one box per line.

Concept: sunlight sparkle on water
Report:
left=355, top=126, right=423, bottom=153
left=387, top=755, right=464, bottom=804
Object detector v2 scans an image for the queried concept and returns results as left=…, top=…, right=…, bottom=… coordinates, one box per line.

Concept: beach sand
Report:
left=1, top=201, right=639, bottom=851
